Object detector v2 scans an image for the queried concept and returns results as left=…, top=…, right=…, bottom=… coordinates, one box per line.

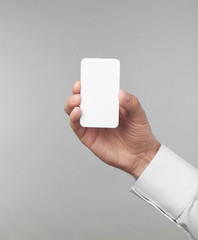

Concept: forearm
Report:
left=130, top=144, right=198, bottom=239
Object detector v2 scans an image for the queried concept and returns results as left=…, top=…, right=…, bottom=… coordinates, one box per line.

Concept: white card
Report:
left=80, top=58, right=120, bottom=128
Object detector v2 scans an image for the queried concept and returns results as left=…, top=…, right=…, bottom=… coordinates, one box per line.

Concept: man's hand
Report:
left=64, top=80, right=161, bottom=179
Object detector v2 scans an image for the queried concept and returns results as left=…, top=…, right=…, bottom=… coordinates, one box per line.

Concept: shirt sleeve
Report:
left=130, top=144, right=198, bottom=240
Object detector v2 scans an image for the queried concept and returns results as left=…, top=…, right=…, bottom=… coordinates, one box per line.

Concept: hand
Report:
left=65, top=80, right=161, bottom=179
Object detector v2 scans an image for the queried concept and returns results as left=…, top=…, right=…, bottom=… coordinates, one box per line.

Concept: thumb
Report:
left=119, top=89, right=146, bottom=120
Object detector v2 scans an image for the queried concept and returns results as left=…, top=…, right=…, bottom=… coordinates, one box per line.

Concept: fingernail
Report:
left=125, top=90, right=130, bottom=102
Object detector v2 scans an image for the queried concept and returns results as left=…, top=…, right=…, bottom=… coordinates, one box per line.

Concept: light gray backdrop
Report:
left=0, top=0, right=198, bottom=239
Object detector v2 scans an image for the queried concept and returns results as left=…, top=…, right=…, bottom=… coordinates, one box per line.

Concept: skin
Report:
left=64, top=80, right=161, bottom=179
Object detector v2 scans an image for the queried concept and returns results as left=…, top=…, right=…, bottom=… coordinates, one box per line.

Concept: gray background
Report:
left=0, top=0, right=198, bottom=239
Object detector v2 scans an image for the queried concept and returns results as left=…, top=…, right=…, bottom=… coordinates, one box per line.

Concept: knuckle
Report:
left=69, top=119, right=74, bottom=129
left=64, top=94, right=80, bottom=115
left=68, top=96, right=74, bottom=107
left=64, top=99, right=71, bottom=115
left=64, top=104, right=67, bottom=113
left=72, top=85, right=76, bottom=94
left=64, top=101, right=68, bottom=113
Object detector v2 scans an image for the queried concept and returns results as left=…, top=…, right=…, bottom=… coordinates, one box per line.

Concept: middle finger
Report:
left=64, top=94, right=81, bottom=115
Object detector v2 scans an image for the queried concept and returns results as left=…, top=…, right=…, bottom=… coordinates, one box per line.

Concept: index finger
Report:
left=72, top=80, right=81, bottom=94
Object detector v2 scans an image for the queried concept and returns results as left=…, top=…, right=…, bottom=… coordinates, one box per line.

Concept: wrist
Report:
left=131, top=141, right=161, bottom=179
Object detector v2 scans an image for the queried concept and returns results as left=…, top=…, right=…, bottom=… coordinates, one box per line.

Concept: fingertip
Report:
left=72, top=80, right=81, bottom=94
left=70, top=106, right=81, bottom=122
left=119, top=89, right=124, bottom=100
left=119, top=89, right=130, bottom=103
left=119, top=89, right=142, bottom=115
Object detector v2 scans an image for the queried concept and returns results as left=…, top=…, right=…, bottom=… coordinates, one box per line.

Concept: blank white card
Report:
left=80, top=58, right=120, bottom=128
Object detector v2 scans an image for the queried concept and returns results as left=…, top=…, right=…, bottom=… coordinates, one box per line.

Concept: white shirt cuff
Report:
left=130, top=144, right=198, bottom=221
